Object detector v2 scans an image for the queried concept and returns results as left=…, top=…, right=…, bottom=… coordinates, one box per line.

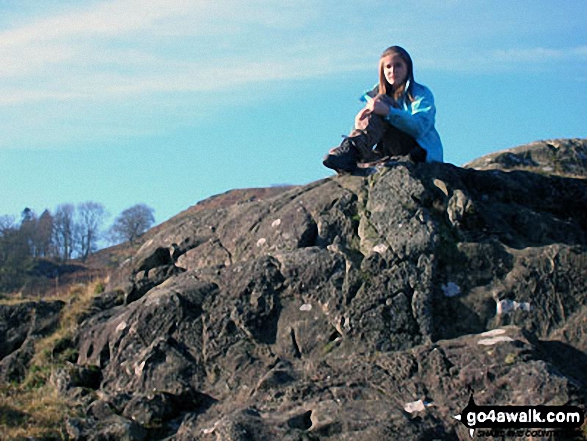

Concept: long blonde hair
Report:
left=378, top=46, right=415, bottom=103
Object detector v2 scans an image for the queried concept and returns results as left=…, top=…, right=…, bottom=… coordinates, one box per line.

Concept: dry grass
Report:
left=0, top=280, right=104, bottom=440
left=0, top=385, right=79, bottom=440
left=0, top=276, right=106, bottom=306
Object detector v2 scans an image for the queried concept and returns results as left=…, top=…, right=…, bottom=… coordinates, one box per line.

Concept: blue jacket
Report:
left=362, top=82, right=443, bottom=162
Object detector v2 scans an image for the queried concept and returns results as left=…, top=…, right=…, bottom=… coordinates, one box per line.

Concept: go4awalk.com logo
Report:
left=453, top=394, right=584, bottom=438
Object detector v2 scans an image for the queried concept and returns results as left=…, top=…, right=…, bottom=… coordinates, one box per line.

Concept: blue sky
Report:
left=1, top=0, right=586, bottom=227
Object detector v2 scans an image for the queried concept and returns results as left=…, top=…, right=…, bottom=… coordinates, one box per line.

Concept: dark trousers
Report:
left=349, top=113, right=425, bottom=162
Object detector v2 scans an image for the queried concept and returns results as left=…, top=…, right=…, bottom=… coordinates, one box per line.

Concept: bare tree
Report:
left=77, top=202, right=106, bottom=261
left=110, top=204, right=155, bottom=245
left=0, top=215, right=16, bottom=235
left=53, top=204, right=75, bottom=261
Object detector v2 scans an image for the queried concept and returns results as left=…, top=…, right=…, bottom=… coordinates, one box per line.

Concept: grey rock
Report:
left=50, top=363, right=101, bottom=394
left=48, top=139, right=587, bottom=439
left=465, top=138, right=587, bottom=177
left=0, top=336, right=36, bottom=383
left=0, top=300, right=64, bottom=359
left=0, top=300, right=65, bottom=384
left=66, top=414, right=147, bottom=441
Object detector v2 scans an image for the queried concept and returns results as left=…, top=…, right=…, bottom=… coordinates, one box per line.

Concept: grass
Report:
left=0, top=385, right=79, bottom=440
left=0, top=280, right=104, bottom=440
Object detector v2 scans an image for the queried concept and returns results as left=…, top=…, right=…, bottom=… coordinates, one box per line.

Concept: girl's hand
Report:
left=369, top=96, right=390, bottom=116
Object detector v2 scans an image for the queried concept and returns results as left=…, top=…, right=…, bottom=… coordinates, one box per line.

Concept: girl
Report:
left=323, top=46, right=443, bottom=173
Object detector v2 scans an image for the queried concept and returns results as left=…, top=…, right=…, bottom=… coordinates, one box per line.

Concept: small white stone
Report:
left=115, top=321, right=127, bottom=332
left=517, top=302, right=531, bottom=311
left=496, top=299, right=531, bottom=315
left=404, top=399, right=432, bottom=413
left=496, top=299, right=515, bottom=315
left=480, top=329, right=506, bottom=337
left=272, top=219, right=281, bottom=228
left=134, top=360, right=146, bottom=377
left=300, top=304, right=312, bottom=312
left=202, top=422, right=219, bottom=435
left=372, top=244, right=388, bottom=254
left=256, top=238, right=267, bottom=247
left=478, top=336, right=514, bottom=346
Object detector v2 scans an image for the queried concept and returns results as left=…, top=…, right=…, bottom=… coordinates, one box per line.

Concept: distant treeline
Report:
left=0, top=202, right=154, bottom=293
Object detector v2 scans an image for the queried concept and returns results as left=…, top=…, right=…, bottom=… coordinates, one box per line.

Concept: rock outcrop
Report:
left=465, top=138, right=587, bottom=178
left=3, top=139, right=586, bottom=440
left=0, top=300, right=65, bottom=383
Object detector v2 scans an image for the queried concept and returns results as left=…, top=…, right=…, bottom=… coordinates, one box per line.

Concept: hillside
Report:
left=1, top=138, right=586, bottom=440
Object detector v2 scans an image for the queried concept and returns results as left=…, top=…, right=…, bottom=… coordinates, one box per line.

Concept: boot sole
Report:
left=323, top=156, right=357, bottom=173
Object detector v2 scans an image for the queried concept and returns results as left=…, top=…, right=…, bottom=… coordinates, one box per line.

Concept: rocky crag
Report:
left=2, top=138, right=586, bottom=440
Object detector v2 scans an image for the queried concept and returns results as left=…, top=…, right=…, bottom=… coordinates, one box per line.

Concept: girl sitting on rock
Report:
left=323, top=46, right=443, bottom=173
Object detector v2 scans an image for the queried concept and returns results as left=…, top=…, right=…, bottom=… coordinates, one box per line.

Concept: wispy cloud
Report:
left=4, top=0, right=584, bottom=108
left=492, top=46, right=587, bottom=63
left=0, top=0, right=337, bottom=105
left=2, top=0, right=213, bottom=44
left=416, top=45, right=587, bottom=74
left=1, top=0, right=585, bottom=151
left=0, top=52, right=369, bottom=105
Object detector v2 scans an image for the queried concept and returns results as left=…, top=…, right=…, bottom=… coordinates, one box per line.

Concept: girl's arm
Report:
left=386, top=88, right=436, bottom=138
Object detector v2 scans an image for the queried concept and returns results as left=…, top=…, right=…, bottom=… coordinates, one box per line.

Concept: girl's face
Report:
left=382, top=54, right=408, bottom=88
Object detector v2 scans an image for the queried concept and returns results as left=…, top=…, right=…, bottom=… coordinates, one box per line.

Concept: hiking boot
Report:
left=323, top=138, right=358, bottom=173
